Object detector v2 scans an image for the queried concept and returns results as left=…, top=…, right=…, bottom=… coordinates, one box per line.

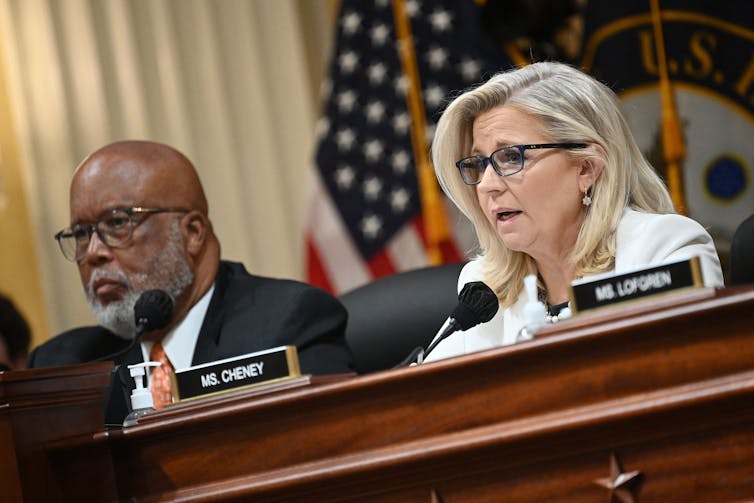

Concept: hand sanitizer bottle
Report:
left=517, top=274, right=546, bottom=342
left=123, top=362, right=161, bottom=427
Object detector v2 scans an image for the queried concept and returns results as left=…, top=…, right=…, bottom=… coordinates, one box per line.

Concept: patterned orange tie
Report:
left=149, top=342, right=175, bottom=409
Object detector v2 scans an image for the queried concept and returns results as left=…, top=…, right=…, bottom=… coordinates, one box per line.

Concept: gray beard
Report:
left=85, top=223, right=194, bottom=340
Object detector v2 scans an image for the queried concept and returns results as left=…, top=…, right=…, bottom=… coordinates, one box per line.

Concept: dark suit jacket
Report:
left=28, top=261, right=352, bottom=424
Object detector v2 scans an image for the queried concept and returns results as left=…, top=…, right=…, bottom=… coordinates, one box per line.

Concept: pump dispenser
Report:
left=123, top=362, right=161, bottom=427
left=517, top=274, right=547, bottom=342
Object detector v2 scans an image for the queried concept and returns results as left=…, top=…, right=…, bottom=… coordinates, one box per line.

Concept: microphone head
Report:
left=451, top=281, right=499, bottom=330
left=134, top=289, right=173, bottom=335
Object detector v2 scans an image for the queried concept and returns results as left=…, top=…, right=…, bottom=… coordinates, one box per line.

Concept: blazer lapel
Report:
left=191, top=261, right=232, bottom=365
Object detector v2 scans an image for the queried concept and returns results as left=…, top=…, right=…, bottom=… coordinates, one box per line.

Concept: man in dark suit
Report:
left=28, top=140, right=351, bottom=424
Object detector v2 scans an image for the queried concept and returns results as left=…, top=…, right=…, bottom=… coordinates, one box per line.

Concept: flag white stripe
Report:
left=387, top=222, right=429, bottom=271
left=309, top=174, right=371, bottom=293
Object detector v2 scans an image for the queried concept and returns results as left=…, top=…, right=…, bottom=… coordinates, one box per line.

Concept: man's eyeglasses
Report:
left=455, top=143, right=588, bottom=186
left=54, top=207, right=188, bottom=262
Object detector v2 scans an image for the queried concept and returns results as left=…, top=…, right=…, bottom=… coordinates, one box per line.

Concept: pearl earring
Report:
left=582, top=187, right=592, bottom=207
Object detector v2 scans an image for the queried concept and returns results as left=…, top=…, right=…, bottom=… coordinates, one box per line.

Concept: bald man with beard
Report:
left=29, top=140, right=352, bottom=424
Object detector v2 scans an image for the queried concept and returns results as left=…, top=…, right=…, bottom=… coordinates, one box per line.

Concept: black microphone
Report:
left=134, top=289, right=174, bottom=337
left=94, top=289, right=173, bottom=362
left=447, top=281, right=499, bottom=330
left=395, top=281, right=499, bottom=367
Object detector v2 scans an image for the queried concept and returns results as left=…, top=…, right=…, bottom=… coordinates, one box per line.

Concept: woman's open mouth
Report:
left=497, top=210, right=522, bottom=221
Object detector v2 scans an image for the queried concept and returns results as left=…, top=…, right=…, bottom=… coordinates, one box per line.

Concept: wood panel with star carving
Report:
left=4, top=285, right=754, bottom=501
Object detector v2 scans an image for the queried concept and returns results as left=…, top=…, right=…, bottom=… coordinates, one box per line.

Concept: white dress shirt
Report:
left=141, top=285, right=215, bottom=371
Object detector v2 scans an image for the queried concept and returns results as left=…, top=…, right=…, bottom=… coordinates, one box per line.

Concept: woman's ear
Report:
left=578, top=144, right=606, bottom=191
left=182, top=211, right=207, bottom=257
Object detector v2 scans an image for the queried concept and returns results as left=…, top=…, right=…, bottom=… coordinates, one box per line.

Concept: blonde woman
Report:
left=426, top=62, right=723, bottom=361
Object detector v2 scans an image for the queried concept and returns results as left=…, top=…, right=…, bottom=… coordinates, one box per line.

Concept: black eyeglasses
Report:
left=455, top=143, right=588, bottom=185
left=54, top=207, right=188, bottom=262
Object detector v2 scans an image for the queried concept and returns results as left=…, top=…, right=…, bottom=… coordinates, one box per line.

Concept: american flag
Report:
left=305, top=0, right=511, bottom=294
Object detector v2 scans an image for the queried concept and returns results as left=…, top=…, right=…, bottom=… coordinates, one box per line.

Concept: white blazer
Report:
left=424, top=209, right=724, bottom=362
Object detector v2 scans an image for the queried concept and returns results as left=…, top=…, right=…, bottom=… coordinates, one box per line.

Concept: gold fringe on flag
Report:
left=392, top=0, right=454, bottom=264
left=650, top=0, right=687, bottom=214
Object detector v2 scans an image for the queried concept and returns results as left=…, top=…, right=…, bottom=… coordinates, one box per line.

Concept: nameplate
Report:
left=569, top=257, right=703, bottom=314
left=173, top=346, right=301, bottom=402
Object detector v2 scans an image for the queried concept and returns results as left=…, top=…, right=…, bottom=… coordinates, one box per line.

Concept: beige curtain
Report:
left=0, top=0, right=337, bottom=341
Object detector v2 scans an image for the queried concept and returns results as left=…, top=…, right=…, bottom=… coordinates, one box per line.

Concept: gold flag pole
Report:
left=503, top=42, right=531, bottom=68
left=392, top=0, right=453, bottom=264
left=650, top=0, right=687, bottom=214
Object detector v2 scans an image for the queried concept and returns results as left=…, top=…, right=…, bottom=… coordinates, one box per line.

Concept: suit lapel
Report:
left=191, top=261, right=232, bottom=365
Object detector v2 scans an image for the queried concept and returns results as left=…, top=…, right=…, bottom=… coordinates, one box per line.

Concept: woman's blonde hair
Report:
left=431, top=61, right=675, bottom=306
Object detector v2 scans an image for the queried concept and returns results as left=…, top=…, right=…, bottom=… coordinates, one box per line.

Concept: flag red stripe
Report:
left=305, top=238, right=335, bottom=293
left=367, top=248, right=396, bottom=278
left=440, top=240, right=463, bottom=264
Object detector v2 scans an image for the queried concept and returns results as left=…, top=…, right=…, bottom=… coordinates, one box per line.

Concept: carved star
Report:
left=594, top=452, right=644, bottom=503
